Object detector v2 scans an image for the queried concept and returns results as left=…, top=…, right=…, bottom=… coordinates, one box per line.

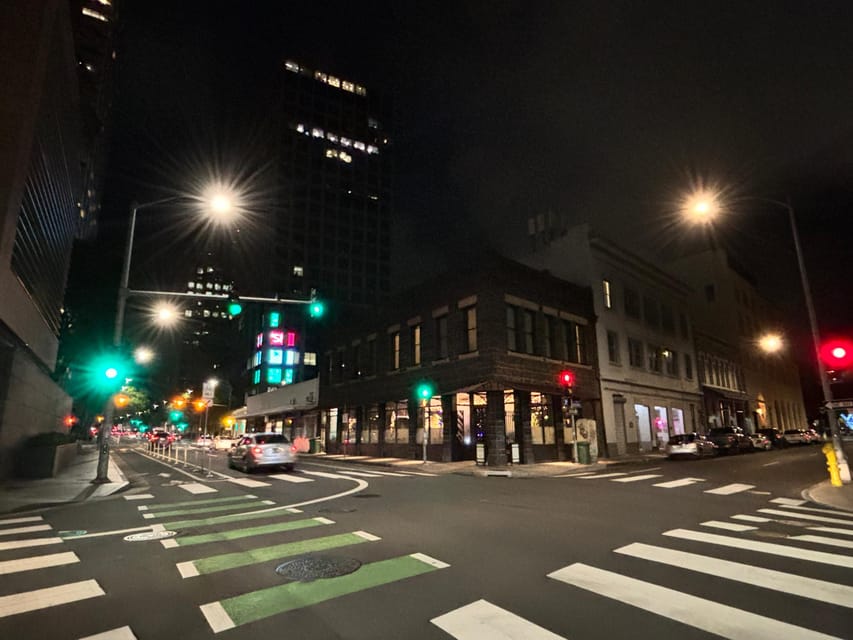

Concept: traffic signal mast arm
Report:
left=127, top=289, right=315, bottom=305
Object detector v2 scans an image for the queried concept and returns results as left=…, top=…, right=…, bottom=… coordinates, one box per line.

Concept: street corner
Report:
left=802, top=479, right=853, bottom=513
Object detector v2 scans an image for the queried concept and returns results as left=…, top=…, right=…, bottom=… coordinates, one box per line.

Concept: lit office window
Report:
left=464, top=307, right=478, bottom=352
left=304, top=352, right=317, bottom=366
left=82, top=7, right=108, bottom=21
left=342, top=80, right=355, bottom=92
left=412, top=325, right=421, bottom=365
left=293, top=265, right=304, bottom=277
left=603, top=279, right=612, bottom=309
left=312, top=128, right=324, bottom=138
left=327, top=75, right=341, bottom=88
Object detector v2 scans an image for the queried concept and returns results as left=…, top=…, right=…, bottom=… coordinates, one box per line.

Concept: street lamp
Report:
left=757, top=332, right=784, bottom=355
left=682, top=191, right=850, bottom=483
left=94, top=190, right=236, bottom=483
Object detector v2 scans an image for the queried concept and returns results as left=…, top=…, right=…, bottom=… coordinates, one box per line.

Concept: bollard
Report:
left=822, top=442, right=843, bottom=487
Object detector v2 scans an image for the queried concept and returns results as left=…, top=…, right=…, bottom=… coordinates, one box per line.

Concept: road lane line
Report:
left=0, top=516, right=43, bottom=526
left=269, top=473, right=314, bottom=483
left=700, top=521, right=758, bottom=532
left=200, top=554, right=446, bottom=632
left=653, top=477, right=704, bottom=488
left=60, top=526, right=152, bottom=540
left=302, top=470, right=353, bottom=479
left=615, top=543, right=853, bottom=608
left=179, top=531, right=378, bottom=577
left=578, top=472, right=627, bottom=480
left=547, top=563, right=841, bottom=640
left=0, top=537, right=63, bottom=551
left=0, top=579, right=104, bottom=618
left=394, top=471, right=437, bottom=476
left=758, top=509, right=853, bottom=526
left=347, top=469, right=409, bottom=477
left=705, top=483, right=755, bottom=495
left=612, top=474, right=663, bottom=483
left=0, top=551, right=79, bottom=575
left=431, top=599, right=567, bottom=639
left=166, top=517, right=334, bottom=548
left=78, top=625, right=137, bottom=640
left=177, top=483, right=218, bottom=494
left=555, top=472, right=598, bottom=478
left=662, top=528, right=853, bottom=568
left=0, top=524, right=52, bottom=537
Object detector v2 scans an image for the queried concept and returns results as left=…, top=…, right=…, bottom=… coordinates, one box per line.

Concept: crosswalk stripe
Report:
left=123, top=494, right=153, bottom=501
left=0, top=537, right=63, bottom=551
left=431, top=599, right=567, bottom=639
left=556, top=472, right=598, bottom=478
left=809, top=526, right=853, bottom=537
left=653, top=478, right=704, bottom=488
left=757, top=509, right=853, bottom=526
left=142, top=500, right=273, bottom=519
left=178, top=530, right=378, bottom=577
left=335, top=470, right=384, bottom=478
left=700, top=521, right=758, bottom=532
left=141, top=495, right=257, bottom=511
left=789, top=535, right=853, bottom=549
left=612, top=474, right=663, bottom=483
left=302, top=470, right=352, bottom=480
left=346, top=469, right=409, bottom=477
left=228, top=478, right=271, bottom=487
left=731, top=515, right=771, bottom=523
left=269, top=473, right=313, bottom=483
left=781, top=505, right=853, bottom=518
left=770, top=497, right=806, bottom=506
left=161, top=507, right=300, bottom=530
left=396, top=470, right=438, bottom=477
left=166, top=517, right=333, bottom=548
left=0, top=516, right=43, bottom=526
left=0, top=524, right=52, bottom=537
left=78, top=625, right=137, bottom=640
left=0, top=579, right=105, bottom=618
left=615, top=542, right=853, bottom=608
left=0, top=551, right=79, bottom=575
left=578, top=472, right=627, bottom=480
left=548, top=563, right=841, bottom=640
left=177, top=483, right=218, bottom=494
left=662, top=528, right=853, bottom=569
left=200, top=553, right=447, bottom=633
left=704, top=483, right=755, bottom=495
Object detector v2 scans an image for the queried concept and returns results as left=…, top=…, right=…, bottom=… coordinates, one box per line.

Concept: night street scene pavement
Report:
left=2, top=2, right=853, bottom=639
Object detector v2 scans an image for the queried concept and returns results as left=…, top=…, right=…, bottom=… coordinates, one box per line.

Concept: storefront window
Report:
left=427, top=397, right=443, bottom=444
left=504, top=391, right=515, bottom=444
left=365, top=404, right=380, bottom=443
left=654, top=406, right=669, bottom=447
left=671, top=407, right=685, bottom=435
left=328, top=408, right=338, bottom=443
left=384, top=400, right=409, bottom=444
left=530, top=392, right=555, bottom=445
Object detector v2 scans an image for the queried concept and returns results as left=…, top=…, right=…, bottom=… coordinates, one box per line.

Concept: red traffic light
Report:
left=820, top=338, right=853, bottom=369
left=558, top=370, right=575, bottom=388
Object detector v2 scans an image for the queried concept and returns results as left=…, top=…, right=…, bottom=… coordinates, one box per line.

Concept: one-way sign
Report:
left=825, top=399, right=853, bottom=410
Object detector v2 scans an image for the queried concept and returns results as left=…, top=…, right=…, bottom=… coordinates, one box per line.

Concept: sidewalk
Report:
left=0, top=443, right=128, bottom=515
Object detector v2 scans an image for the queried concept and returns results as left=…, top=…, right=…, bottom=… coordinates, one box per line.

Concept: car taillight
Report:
left=291, top=445, right=297, bottom=453
left=252, top=446, right=263, bottom=456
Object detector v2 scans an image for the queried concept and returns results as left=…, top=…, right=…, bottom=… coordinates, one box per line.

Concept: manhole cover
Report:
left=124, top=530, right=177, bottom=542
left=353, top=493, right=381, bottom=499
left=275, top=555, right=362, bottom=581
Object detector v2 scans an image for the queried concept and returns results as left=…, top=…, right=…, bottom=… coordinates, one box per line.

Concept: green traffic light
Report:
left=309, top=301, right=325, bottom=318
left=105, top=367, right=118, bottom=379
left=227, top=301, right=243, bottom=316
left=416, top=382, right=434, bottom=400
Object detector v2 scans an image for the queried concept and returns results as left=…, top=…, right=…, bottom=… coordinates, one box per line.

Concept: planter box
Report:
left=16, top=442, right=78, bottom=478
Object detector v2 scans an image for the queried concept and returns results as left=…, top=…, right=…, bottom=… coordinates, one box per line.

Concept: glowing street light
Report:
left=681, top=188, right=722, bottom=224
left=758, top=333, right=784, bottom=354
left=134, top=346, right=155, bottom=364
left=153, top=302, right=181, bottom=327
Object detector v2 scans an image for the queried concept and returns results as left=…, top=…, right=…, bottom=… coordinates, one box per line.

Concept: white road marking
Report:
left=770, top=497, right=806, bottom=506
left=228, top=478, right=271, bottom=488
left=0, top=516, right=43, bottom=526
left=335, top=470, right=384, bottom=478
left=353, top=531, right=381, bottom=541
left=556, top=472, right=599, bottom=478
left=809, top=526, right=853, bottom=537
left=0, top=551, right=79, bottom=575
left=0, top=537, right=63, bottom=551
left=160, top=539, right=179, bottom=549
left=578, top=472, right=627, bottom=480
left=303, top=470, right=352, bottom=480
left=653, top=477, right=704, bottom=488
left=612, top=474, right=663, bottom=483
left=200, top=601, right=235, bottom=633
left=662, top=528, right=853, bottom=568
left=758, top=509, right=853, bottom=526
left=732, top=515, right=772, bottom=523
left=0, top=524, right=52, bottom=537
left=314, top=517, right=335, bottom=525
left=0, top=579, right=105, bottom=618
left=548, top=563, right=841, bottom=640
left=431, top=599, right=567, bottom=639
left=410, top=552, right=450, bottom=569
left=176, top=561, right=199, bottom=578
left=615, top=542, right=853, bottom=608
left=123, top=494, right=153, bottom=501
left=351, top=469, right=409, bottom=477
left=700, top=521, right=758, bottom=532
left=705, top=483, right=755, bottom=495
left=158, top=473, right=171, bottom=477
left=781, top=505, right=853, bottom=518
left=78, top=625, right=137, bottom=640
left=762, top=461, right=780, bottom=466
left=177, top=483, right=218, bottom=494
left=789, top=535, right=853, bottom=549
left=395, top=470, right=438, bottom=476
left=269, top=473, right=313, bottom=483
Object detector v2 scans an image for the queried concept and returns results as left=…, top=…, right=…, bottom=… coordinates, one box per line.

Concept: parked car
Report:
left=748, top=433, right=772, bottom=451
left=756, top=428, right=785, bottom=448
left=802, top=428, right=822, bottom=444
left=708, top=427, right=753, bottom=454
left=194, top=434, right=214, bottom=448
left=665, top=433, right=718, bottom=459
left=148, top=430, right=175, bottom=450
left=782, top=429, right=808, bottom=445
left=228, top=433, right=297, bottom=472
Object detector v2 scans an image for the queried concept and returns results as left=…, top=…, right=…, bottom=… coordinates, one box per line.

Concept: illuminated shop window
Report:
left=268, top=349, right=284, bottom=365
left=340, top=137, right=352, bottom=147
left=355, top=85, right=366, bottom=96
left=296, top=123, right=305, bottom=133
left=285, top=61, right=301, bottom=72
left=326, top=132, right=338, bottom=143
left=339, top=152, right=352, bottom=163
left=367, top=145, right=379, bottom=155
left=293, top=266, right=304, bottom=277
left=326, top=149, right=338, bottom=159
left=269, top=312, right=281, bottom=328
left=354, top=141, right=365, bottom=151
left=314, top=71, right=327, bottom=82
left=267, top=368, right=283, bottom=384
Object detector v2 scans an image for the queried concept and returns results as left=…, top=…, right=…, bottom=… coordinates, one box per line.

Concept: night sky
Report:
left=69, top=1, right=853, bottom=400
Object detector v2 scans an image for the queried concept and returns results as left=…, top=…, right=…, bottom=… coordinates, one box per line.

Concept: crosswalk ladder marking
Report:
left=431, top=599, right=567, bottom=639
left=269, top=473, right=313, bottom=483
left=0, top=537, right=63, bottom=551
left=0, top=579, right=105, bottom=618
left=704, top=483, right=755, bottom=495
left=652, top=478, right=704, bottom=488
left=0, top=524, right=52, bottom=537
left=758, top=509, right=853, bottom=526
left=0, top=551, right=79, bottom=576
left=611, top=474, right=663, bottom=483
left=548, top=563, right=842, bottom=640
left=167, top=517, right=333, bottom=548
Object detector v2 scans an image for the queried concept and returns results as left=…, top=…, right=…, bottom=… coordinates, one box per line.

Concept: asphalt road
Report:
left=1, top=443, right=850, bottom=639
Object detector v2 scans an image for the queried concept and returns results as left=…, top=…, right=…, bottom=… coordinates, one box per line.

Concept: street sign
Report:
left=825, top=399, right=853, bottom=410
left=202, top=382, right=216, bottom=400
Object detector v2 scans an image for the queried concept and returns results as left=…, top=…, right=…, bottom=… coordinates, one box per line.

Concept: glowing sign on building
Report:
left=284, top=368, right=294, bottom=384
left=269, top=311, right=281, bottom=328
left=285, top=349, right=299, bottom=365
left=269, top=330, right=285, bottom=346
left=256, top=333, right=263, bottom=348
left=286, top=331, right=296, bottom=347
left=268, top=349, right=284, bottom=365
left=267, top=368, right=282, bottom=384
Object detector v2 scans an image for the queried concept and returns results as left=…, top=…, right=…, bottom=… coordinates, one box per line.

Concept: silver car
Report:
left=228, top=433, right=296, bottom=472
left=665, top=433, right=718, bottom=459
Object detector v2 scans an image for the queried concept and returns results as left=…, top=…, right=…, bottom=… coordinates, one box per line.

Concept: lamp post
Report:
left=94, top=193, right=235, bottom=483
left=683, top=193, right=850, bottom=483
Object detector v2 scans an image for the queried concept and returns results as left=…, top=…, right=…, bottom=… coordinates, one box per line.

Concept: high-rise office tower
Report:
left=270, top=60, right=392, bottom=307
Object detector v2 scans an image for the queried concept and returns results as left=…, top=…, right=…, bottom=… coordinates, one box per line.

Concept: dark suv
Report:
left=707, top=427, right=753, bottom=454
left=756, top=428, right=785, bottom=448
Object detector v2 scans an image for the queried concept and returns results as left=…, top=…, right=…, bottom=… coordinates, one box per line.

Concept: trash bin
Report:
left=576, top=441, right=591, bottom=464
left=308, top=438, right=319, bottom=454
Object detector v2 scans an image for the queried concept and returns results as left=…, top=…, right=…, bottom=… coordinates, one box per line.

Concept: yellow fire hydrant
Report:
left=822, top=442, right=843, bottom=487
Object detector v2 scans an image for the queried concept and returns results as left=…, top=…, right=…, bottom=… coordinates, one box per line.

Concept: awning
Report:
left=245, top=378, right=319, bottom=418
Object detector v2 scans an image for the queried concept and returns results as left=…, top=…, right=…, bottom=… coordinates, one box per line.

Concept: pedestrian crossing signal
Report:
left=558, top=370, right=575, bottom=388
